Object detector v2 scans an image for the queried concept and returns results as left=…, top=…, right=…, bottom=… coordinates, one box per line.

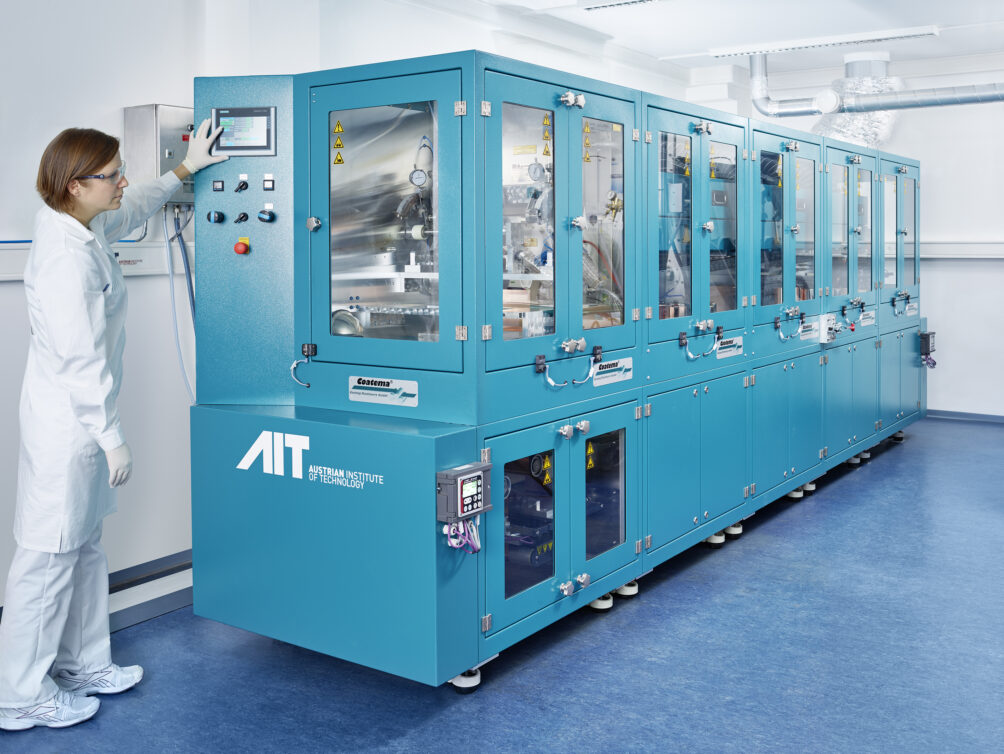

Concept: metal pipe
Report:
left=749, top=52, right=1004, bottom=117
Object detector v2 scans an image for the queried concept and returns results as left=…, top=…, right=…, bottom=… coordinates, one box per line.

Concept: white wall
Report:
left=1, top=1, right=1000, bottom=601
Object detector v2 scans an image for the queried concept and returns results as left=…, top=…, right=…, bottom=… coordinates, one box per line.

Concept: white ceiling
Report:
left=476, top=0, right=1004, bottom=73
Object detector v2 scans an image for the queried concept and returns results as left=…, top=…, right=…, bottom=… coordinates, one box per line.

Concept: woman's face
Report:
left=70, top=155, right=128, bottom=220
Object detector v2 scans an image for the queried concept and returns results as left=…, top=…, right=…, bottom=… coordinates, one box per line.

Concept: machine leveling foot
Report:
left=892, top=431, right=905, bottom=443
left=802, top=481, right=817, bottom=494
left=846, top=455, right=861, bottom=465
left=449, top=668, right=481, bottom=694
left=724, top=522, right=743, bottom=539
left=859, top=450, right=871, bottom=460
left=786, top=487, right=804, bottom=500
left=589, top=593, right=614, bottom=612
left=615, top=580, right=639, bottom=598
left=704, top=531, right=725, bottom=549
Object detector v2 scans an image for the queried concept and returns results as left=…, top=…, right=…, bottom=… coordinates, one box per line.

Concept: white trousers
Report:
left=0, top=523, right=111, bottom=706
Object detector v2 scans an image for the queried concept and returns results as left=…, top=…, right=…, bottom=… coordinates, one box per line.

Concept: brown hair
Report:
left=36, top=128, right=120, bottom=213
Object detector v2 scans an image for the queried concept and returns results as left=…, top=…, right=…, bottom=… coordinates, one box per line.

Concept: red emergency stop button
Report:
left=234, top=240, right=250, bottom=255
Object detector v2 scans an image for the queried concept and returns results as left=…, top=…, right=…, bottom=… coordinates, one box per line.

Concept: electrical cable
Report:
left=163, top=208, right=195, bottom=404
left=174, top=208, right=196, bottom=324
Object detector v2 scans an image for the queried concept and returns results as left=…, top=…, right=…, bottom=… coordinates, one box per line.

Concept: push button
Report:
left=234, top=237, right=250, bottom=255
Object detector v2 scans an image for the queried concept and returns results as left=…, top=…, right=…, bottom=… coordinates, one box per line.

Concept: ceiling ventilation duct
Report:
left=812, top=53, right=904, bottom=148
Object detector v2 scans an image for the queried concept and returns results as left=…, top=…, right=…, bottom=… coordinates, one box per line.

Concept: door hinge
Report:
left=645, top=131, right=652, bottom=143
left=481, top=447, right=491, bottom=463
left=819, top=163, right=824, bottom=173
left=877, top=420, right=883, bottom=430
left=454, top=101, right=467, bottom=116
left=645, top=403, right=652, bottom=417
left=481, top=324, right=493, bottom=340
left=645, top=306, right=653, bottom=319
left=917, top=400, right=921, bottom=409
left=645, top=534, right=652, bottom=549
left=751, top=295, right=757, bottom=306
left=481, top=614, right=492, bottom=632
left=819, top=355, right=825, bottom=366
left=456, top=325, right=468, bottom=341
left=632, top=308, right=640, bottom=321
left=875, top=420, right=879, bottom=430
left=877, top=339, right=882, bottom=348
left=635, top=539, right=643, bottom=554
left=742, top=148, right=749, bottom=160
left=824, top=355, right=829, bottom=364
left=823, top=446, right=829, bottom=457
left=819, top=447, right=824, bottom=459
left=744, top=485, right=750, bottom=498
left=635, top=406, right=643, bottom=420
left=751, top=374, right=756, bottom=386
left=743, top=375, right=749, bottom=388
left=632, top=128, right=640, bottom=142
left=751, top=483, right=757, bottom=495
left=480, top=101, right=491, bottom=117
left=825, top=164, right=831, bottom=173
left=742, top=296, right=748, bottom=307
left=751, top=150, right=757, bottom=160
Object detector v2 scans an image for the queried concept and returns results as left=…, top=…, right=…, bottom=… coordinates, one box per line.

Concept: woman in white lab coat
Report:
left=0, top=121, right=226, bottom=731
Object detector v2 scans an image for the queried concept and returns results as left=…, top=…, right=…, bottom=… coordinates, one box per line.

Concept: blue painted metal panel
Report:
left=789, top=352, right=824, bottom=476
left=753, top=361, right=788, bottom=495
left=646, top=385, right=701, bottom=549
left=701, top=372, right=747, bottom=521
left=824, top=344, right=854, bottom=450
left=879, top=331, right=901, bottom=428
left=852, top=338, right=878, bottom=443
left=901, top=326, right=921, bottom=418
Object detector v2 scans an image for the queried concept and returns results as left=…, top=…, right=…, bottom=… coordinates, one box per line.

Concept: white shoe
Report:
left=54, top=664, right=144, bottom=696
left=0, top=688, right=100, bottom=730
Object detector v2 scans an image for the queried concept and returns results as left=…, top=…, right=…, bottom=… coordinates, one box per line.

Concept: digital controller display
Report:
left=210, top=106, right=276, bottom=156
left=461, top=478, right=479, bottom=498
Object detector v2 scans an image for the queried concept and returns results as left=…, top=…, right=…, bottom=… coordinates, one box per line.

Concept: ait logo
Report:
left=237, top=430, right=310, bottom=479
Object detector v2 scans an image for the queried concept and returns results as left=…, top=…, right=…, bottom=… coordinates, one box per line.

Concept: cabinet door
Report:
left=789, top=352, right=823, bottom=475
left=752, top=362, right=789, bottom=494
left=485, top=73, right=570, bottom=370
left=879, top=334, right=901, bottom=427
left=308, top=71, right=463, bottom=371
left=567, top=95, right=637, bottom=355
left=827, top=160, right=851, bottom=308
left=793, top=151, right=822, bottom=317
left=647, top=108, right=698, bottom=344
left=485, top=421, right=568, bottom=632
left=824, top=345, right=854, bottom=449
left=705, top=127, right=746, bottom=332
left=881, top=173, right=899, bottom=291
left=852, top=340, right=877, bottom=442
left=753, top=134, right=787, bottom=323
left=901, top=174, right=919, bottom=299
left=646, top=385, right=701, bottom=549
left=569, top=402, right=639, bottom=585
left=853, top=166, right=877, bottom=306
left=701, top=373, right=747, bottom=522
left=901, top=327, right=921, bottom=418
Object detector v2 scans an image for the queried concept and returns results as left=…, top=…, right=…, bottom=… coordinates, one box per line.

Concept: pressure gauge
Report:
left=528, top=161, right=545, bottom=182
left=409, top=168, right=428, bottom=188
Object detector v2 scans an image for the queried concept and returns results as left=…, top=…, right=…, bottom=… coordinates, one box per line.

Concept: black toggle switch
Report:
left=207, top=211, right=224, bottom=223
left=234, top=180, right=249, bottom=193
left=234, top=212, right=249, bottom=223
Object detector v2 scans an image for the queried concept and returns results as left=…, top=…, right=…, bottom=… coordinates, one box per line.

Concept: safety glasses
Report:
left=78, top=161, right=126, bottom=184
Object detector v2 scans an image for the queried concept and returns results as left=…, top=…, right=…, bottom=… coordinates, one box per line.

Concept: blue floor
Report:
left=8, top=417, right=1003, bottom=753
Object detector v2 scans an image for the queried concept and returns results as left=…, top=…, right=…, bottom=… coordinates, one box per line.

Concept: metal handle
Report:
left=558, top=425, right=574, bottom=439
left=789, top=224, right=800, bottom=235
left=559, top=581, right=575, bottom=597
left=576, top=573, right=591, bottom=588
left=784, top=140, right=799, bottom=152
left=561, top=337, right=587, bottom=353
left=701, top=220, right=715, bottom=233
left=854, top=226, right=863, bottom=235
left=560, top=91, right=576, bottom=106
left=571, top=216, right=587, bottom=230
left=575, top=420, right=590, bottom=434
left=693, top=120, right=713, bottom=135
left=575, top=93, right=586, bottom=108
left=898, top=228, right=909, bottom=236
left=306, top=216, right=322, bottom=231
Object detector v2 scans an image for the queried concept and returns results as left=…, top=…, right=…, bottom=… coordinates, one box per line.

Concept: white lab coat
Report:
left=15, top=172, right=182, bottom=553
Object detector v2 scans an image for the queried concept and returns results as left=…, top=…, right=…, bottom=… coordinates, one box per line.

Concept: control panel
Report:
left=436, top=462, right=492, bottom=524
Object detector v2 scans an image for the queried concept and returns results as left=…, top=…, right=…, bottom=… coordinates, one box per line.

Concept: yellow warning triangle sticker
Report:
left=584, top=136, right=591, bottom=148
left=543, top=471, right=552, bottom=485
left=586, top=442, right=594, bottom=456
left=583, top=151, right=591, bottom=163
left=583, top=122, right=591, bottom=133
left=542, top=144, right=551, bottom=157
left=543, top=455, right=551, bottom=470
left=333, top=121, right=344, bottom=133
left=333, top=152, right=344, bottom=165
left=333, top=136, right=344, bottom=149
left=586, top=457, right=595, bottom=469
left=542, top=129, right=550, bottom=141
left=543, top=114, right=551, bottom=126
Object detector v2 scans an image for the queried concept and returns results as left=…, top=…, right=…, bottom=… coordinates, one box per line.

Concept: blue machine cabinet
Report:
left=191, top=51, right=929, bottom=691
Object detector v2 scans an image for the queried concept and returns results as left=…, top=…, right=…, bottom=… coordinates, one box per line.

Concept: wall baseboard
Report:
left=926, top=409, right=1004, bottom=424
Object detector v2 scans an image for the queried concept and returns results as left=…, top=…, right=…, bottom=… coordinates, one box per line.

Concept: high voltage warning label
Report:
left=333, top=121, right=343, bottom=133
left=543, top=114, right=551, bottom=126
left=583, top=122, right=591, bottom=133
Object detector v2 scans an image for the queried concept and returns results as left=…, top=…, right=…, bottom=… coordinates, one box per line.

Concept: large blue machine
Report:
left=191, top=52, right=928, bottom=691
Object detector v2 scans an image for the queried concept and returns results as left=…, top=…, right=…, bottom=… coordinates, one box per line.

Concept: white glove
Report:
left=182, top=118, right=229, bottom=174
left=105, top=443, right=133, bottom=488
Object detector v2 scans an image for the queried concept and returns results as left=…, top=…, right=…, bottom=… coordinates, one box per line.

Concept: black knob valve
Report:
left=257, top=210, right=276, bottom=223
left=207, top=211, right=224, bottom=223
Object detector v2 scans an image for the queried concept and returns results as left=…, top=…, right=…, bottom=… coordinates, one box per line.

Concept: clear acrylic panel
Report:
left=903, top=177, right=916, bottom=286
left=501, top=103, right=557, bottom=341
left=503, top=450, right=556, bottom=599
left=708, top=141, right=738, bottom=313
left=658, top=132, right=693, bottom=319
left=759, top=151, right=784, bottom=306
left=328, top=103, right=439, bottom=341
left=831, top=165, right=849, bottom=297
left=884, top=175, right=898, bottom=285
left=585, top=429, right=625, bottom=561
left=581, top=118, right=625, bottom=331
left=795, top=157, right=815, bottom=302
left=856, top=170, right=873, bottom=294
